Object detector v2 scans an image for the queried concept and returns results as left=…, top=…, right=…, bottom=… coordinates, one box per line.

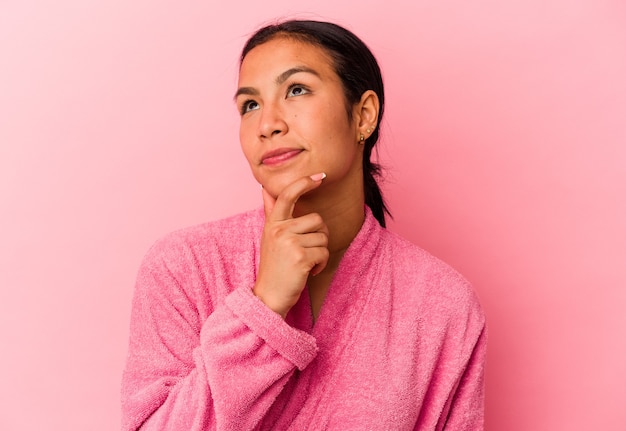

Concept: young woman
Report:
left=122, top=20, right=487, bottom=430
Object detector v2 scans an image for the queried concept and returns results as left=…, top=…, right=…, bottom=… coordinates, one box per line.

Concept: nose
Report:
left=258, top=102, right=288, bottom=139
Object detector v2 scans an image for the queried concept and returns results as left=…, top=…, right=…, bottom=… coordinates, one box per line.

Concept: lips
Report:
left=261, top=148, right=303, bottom=166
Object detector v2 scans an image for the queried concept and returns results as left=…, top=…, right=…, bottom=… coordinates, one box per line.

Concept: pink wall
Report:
left=1, top=1, right=624, bottom=429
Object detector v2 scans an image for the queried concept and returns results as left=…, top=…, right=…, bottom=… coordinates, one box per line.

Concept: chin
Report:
left=261, top=177, right=294, bottom=199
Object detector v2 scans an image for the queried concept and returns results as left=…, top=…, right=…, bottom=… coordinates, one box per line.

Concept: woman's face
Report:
left=236, top=37, right=364, bottom=201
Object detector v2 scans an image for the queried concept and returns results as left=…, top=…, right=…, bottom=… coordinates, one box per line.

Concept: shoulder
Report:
left=149, top=208, right=262, bottom=252
left=139, top=208, right=263, bottom=276
left=132, top=208, right=264, bottom=315
left=378, top=228, right=485, bottom=324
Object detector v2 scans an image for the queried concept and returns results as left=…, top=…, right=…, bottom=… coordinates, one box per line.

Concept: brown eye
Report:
left=286, top=84, right=309, bottom=97
left=241, top=100, right=259, bottom=114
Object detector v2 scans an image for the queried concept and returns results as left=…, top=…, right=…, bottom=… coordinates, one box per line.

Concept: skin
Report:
left=236, top=37, right=379, bottom=320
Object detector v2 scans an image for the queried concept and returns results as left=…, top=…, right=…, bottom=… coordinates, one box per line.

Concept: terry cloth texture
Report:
left=121, top=207, right=487, bottom=430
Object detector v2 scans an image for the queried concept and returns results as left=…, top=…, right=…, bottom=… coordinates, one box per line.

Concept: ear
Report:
left=353, top=90, right=380, bottom=141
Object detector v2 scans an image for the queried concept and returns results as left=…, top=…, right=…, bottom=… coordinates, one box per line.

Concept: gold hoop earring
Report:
left=359, top=133, right=365, bottom=142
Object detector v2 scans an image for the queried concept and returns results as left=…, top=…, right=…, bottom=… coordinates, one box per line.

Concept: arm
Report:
left=442, top=323, right=487, bottom=430
left=121, top=246, right=318, bottom=431
left=122, top=174, right=328, bottom=430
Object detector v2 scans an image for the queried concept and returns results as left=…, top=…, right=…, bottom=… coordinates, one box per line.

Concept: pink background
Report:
left=1, top=1, right=625, bottom=430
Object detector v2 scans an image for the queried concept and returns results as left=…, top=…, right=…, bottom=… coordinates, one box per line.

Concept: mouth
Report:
left=261, top=148, right=303, bottom=166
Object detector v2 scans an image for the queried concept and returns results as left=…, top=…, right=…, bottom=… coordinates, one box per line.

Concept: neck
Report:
left=294, top=176, right=366, bottom=319
left=293, top=179, right=365, bottom=264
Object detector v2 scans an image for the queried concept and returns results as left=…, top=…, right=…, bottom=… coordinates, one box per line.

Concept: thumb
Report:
left=261, top=186, right=276, bottom=219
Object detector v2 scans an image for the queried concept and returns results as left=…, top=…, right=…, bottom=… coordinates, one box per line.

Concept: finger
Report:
left=283, top=212, right=328, bottom=235
left=269, top=173, right=326, bottom=222
left=308, top=247, right=330, bottom=276
left=261, top=187, right=276, bottom=219
left=292, top=231, right=329, bottom=249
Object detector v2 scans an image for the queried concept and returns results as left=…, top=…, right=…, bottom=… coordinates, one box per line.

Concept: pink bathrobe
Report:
left=121, top=207, right=486, bottom=430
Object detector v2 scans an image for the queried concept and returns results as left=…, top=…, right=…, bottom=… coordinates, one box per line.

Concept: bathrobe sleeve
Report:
left=121, top=241, right=318, bottom=431
left=442, top=323, right=487, bottom=430
left=437, top=295, right=488, bottom=431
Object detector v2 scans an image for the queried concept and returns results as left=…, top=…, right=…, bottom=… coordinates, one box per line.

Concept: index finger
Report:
left=268, top=172, right=326, bottom=221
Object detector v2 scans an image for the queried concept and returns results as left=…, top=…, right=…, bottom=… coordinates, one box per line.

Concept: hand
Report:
left=253, top=173, right=329, bottom=318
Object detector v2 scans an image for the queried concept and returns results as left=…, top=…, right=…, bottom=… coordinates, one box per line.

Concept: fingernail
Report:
left=309, top=172, right=326, bottom=181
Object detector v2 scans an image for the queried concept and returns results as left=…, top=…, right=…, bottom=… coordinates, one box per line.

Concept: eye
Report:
left=286, top=84, right=310, bottom=98
left=240, top=100, right=259, bottom=115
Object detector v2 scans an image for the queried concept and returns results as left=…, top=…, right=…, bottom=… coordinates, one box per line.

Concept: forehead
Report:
left=238, top=37, right=336, bottom=84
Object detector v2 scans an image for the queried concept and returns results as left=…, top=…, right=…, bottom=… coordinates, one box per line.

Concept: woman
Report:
left=122, top=19, right=486, bottom=430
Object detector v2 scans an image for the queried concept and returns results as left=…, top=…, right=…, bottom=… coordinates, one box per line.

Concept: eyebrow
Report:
left=234, top=66, right=320, bottom=100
